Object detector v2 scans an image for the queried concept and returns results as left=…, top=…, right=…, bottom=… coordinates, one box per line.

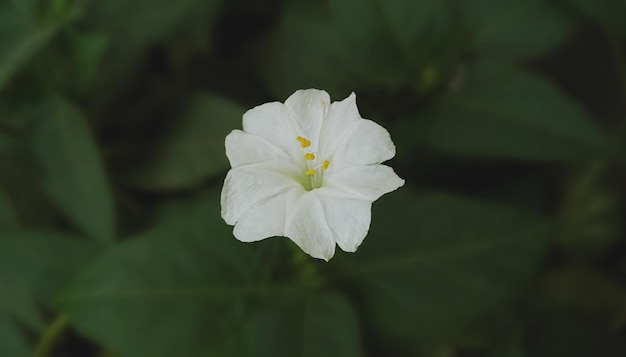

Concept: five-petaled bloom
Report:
left=220, top=89, right=404, bottom=261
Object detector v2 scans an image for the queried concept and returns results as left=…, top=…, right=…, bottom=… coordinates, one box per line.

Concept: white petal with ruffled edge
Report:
left=325, top=165, right=405, bottom=201
left=225, top=130, right=292, bottom=168
left=331, top=119, right=397, bottom=168
left=242, top=102, right=300, bottom=163
left=284, top=191, right=336, bottom=261
left=315, top=188, right=372, bottom=253
left=233, top=185, right=304, bottom=242
left=285, top=89, right=330, bottom=145
left=221, top=165, right=300, bottom=225
left=318, top=92, right=361, bottom=157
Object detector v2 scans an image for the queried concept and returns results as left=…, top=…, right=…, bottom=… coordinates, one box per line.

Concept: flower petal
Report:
left=316, top=188, right=372, bottom=253
left=284, top=89, right=330, bottom=147
left=325, top=165, right=405, bottom=201
left=233, top=186, right=303, bottom=242
left=331, top=119, right=396, bottom=168
left=318, top=92, right=361, bottom=157
left=242, top=102, right=300, bottom=162
left=225, top=129, right=292, bottom=168
left=221, top=165, right=300, bottom=225
left=285, top=191, right=336, bottom=261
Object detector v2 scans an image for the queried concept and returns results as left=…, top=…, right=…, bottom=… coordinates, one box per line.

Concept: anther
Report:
left=296, top=136, right=311, bottom=148
left=322, top=160, right=330, bottom=170
left=304, top=153, right=315, bottom=160
left=305, top=169, right=316, bottom=176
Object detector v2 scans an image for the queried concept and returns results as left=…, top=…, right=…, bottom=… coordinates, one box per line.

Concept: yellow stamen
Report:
left=305, top=169, right=316, bottom=176
left=296, top=136, right=311, bottom=148
left=322, top=160, right=330, bottom=170
left=304, top=153, right=315, bottom=160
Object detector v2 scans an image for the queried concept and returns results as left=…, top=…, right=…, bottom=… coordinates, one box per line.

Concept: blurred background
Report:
left=1, top=0, right=626, bottom=356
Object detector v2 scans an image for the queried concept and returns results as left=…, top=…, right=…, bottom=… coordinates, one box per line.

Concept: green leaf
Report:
left=460, top=0, right=576, bottom=60
left=30, top=96, right=115, bottom=242
left=123, top=93, right=244, bottom=190
left=0, top=126, right=59, bottom=231
left=59, top=193, right=283, bottom=356
left=0, top=275, right=42, bottom=357
left=0, top=1, right=79, bottom=90
left=394, top=59, right=620, bottom=161
left=338, top=189, right=552, bottom=340
left=0, top=231, right=102, bottom=357
left=245, top=292, right=364, bottom=357
left=0, top=231, right=102, bottom=303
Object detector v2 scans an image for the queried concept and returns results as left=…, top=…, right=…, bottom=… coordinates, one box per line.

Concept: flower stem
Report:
left=34, top=314, right=70, bottom=357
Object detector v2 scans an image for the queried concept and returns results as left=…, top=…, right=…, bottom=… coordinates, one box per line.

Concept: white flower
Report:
left=221, top=89, right=404, bottom=261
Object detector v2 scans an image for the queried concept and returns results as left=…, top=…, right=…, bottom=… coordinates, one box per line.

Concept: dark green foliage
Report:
left=459, top=0, right=576, bottom=60
left=60, top=194, right=280, bottom=356
left=0, top=0, right=625, bottom=356
left=0, top=231, right=101, bottom=357
left=0, top=0, right=80, bottom=90
left=342, top=190, right=552, bottom=340
left=245, top=292, right=364, bottom=357
left=394, top=59, right=619, bottom=161
left=30, top=95, right=115, bottom=242
left=121, top=93, right=245, bottom=190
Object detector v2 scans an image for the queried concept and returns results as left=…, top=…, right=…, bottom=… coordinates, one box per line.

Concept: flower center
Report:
left=296, top=135, right=329, bottom=190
